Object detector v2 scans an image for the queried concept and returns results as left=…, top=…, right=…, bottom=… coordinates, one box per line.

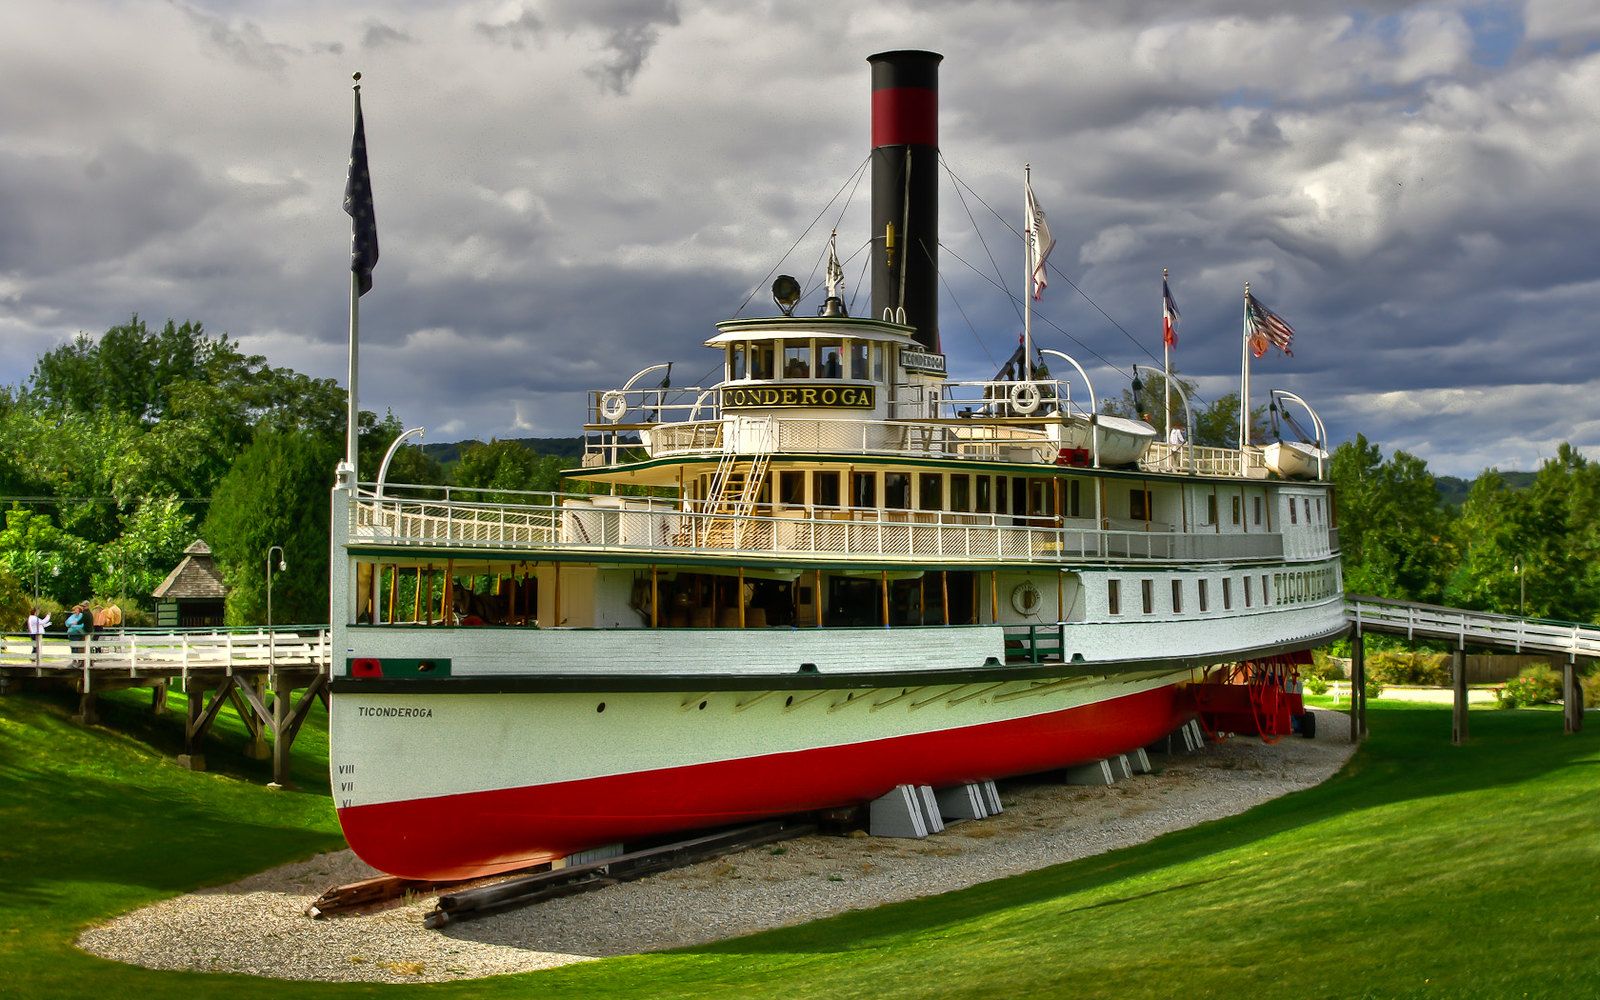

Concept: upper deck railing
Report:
left=642, top=416, right=1056, bottom=464
left=347, top=484, right=1334, bottom=567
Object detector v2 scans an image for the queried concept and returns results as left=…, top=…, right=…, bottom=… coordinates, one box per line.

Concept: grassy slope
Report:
left=0, top=693, right=1595, bottom=999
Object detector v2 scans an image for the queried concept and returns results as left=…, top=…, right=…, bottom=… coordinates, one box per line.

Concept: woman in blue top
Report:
left=66, top=604, right=87, bottom=664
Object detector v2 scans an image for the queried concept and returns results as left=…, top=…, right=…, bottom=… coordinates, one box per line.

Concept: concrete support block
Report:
left=934, top=783, right=989, bottom=821
left=1186, top=720, right=1205, bottom=749
left=244, top=738, right=271, bottom=761
left=1108, top=754, right=1133, bottom=781
left=870, top=784, right=943, bottom=838
left=1062, top=759, right=1115, bottom=785
left=561, top=842, right=625, bottom=868
left=980, top=779, right=1003, bottom=815
left=175, top=753, right=206, bottom=772
left=1128, top=748, right=1153, bottom=774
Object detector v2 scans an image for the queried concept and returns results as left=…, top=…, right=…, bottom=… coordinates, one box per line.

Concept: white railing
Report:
left=892, top=378, right=1074, bottom=421
left=352, top=486, right=1291, bottom=566
left=0, top=628, right=331, bottom=691
left=1346, top=595, right=1600, bottom=657
left=1142, top=443, right=1273, bottom=478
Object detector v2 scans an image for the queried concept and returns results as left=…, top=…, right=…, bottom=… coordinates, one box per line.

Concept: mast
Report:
left=1240, top=281, right=1251, bottom=450
left=1162, top=267, right=1170, bottom=441
left=1023, top=164, right=1032, bottom=380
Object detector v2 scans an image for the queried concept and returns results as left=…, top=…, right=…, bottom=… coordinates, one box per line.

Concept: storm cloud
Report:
left=2, top=0, right=1598, bottom=476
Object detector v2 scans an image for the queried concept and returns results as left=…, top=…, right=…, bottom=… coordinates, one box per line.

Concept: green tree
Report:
left=453, top=440, right=566, bottom=501
left=1443, top=471, right=1526, bottom=614
left=92, top=496, right=194, bottom=604
left=0, top=507, right=95, bottom=606
left=0, top=567, right=28, bottom=632
left=1329, top=434, right=1451, bottom=603
left=202, top=429, right=339, bottom=626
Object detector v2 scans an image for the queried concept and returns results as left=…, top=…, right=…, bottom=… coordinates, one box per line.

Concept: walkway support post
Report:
left=1565, top=654, right=1583, bottom=735
left=1451, top=647, right=1468, bottom=745
left=1349, top=629, right=1363, bottom=744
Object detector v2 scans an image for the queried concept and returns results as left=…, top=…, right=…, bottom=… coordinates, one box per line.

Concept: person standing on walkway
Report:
left=27, top=607, right=50, bottom=663
left=65, top=603, right=87, bottom=666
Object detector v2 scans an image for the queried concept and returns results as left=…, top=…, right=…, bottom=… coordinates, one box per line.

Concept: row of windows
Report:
left=1285, top=495, right=1325, bottom=527
left=1105, top=564, right=1340, bottom=616
left=728, top=340, right=888, bottom=383
left=710, top=469, right=1072, bottom=517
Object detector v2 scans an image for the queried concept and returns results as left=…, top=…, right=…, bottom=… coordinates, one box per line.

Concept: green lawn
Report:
left=0, top=690, right=1595, bottom=999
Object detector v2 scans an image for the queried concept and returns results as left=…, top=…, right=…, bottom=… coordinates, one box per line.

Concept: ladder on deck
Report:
left=695, top=418, right=773, bottom=547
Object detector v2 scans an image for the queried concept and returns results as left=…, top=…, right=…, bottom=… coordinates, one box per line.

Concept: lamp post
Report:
left=266, top=546, right=286, bottom=673
left=1514, top=559, right=1524, bottom=618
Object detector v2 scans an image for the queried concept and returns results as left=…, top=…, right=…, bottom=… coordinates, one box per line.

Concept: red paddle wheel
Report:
left=1191, top=652, right=1315, bottom=742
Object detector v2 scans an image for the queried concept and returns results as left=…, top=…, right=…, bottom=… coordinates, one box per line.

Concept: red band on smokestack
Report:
left=872, top=87, right=938, bottom=148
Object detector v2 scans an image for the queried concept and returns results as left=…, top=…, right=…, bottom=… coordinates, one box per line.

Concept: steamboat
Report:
left=328, top=50, right=1345, bottom=881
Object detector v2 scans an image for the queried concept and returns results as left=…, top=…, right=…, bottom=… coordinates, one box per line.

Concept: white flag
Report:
left=1026, top=180, right=1055, bottom=301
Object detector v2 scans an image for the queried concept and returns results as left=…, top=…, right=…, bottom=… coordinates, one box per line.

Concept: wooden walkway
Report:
left=1345, top=595, right=1590, bottom=742
left=1, top=627, right=331, bottom=786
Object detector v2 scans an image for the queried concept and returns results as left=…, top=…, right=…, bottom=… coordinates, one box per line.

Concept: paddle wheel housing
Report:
left=1191, top=652, right=1314, bottom=743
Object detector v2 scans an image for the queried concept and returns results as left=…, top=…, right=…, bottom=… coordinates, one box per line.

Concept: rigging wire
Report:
left=732, top=155, right=871, bottom=318
left=940, top=152, right=1024, bottom=331
left=941, top=162, right=1216, bottom=410
left=917, top=239, right=998, bottom=370
left=801, top=162, right=872, bottom=298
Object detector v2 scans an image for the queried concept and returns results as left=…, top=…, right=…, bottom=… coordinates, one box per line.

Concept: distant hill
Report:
left=422, top=436, right=586, bottom=468
left=1435, top=471, right=1536, bottom=509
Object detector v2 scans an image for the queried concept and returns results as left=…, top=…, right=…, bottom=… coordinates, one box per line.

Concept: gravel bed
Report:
left=79, top=709, right=1355, bottom=984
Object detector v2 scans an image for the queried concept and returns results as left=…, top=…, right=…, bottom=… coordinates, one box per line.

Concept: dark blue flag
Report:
left=344, top=89, right=379, bottom=296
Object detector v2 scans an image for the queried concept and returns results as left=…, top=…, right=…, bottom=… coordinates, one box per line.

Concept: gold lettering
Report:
left=821, top=388, right=838, bottom=405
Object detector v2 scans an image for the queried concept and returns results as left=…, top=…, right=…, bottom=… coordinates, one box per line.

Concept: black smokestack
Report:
left=869, top=50, right=942, bottom=354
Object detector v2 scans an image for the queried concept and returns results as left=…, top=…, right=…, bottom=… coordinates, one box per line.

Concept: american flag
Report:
left=1245, top=291, right=1294, bottom=358
left=344, top=88, right=379, bottom=297
left=1025, top=179, right=1055, bottom=301
left=1162, top=275, right=1180, bottom=349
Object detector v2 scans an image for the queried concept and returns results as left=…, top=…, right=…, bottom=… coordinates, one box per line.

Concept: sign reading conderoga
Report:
left=722, top=384, right=876, bottom=409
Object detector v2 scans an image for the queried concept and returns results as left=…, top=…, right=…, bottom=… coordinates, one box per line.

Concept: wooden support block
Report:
left=150, top=680, right=168, bottom=716
left=72, top=691, right=98, bottom=726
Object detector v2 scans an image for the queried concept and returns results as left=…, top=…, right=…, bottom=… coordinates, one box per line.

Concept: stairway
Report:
left=692, top=420, right=772, bottom=548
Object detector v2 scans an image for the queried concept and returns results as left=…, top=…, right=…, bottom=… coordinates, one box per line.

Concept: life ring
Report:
left=599, top=391, right=628, bottom=423
left=1010, top=381, right=1042, bottom=416
left=1011, top=580, right=1042, bottom=616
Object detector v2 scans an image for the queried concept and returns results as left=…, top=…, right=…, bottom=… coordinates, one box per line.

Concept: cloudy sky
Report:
left=3, top=0, right=1598, bottom=477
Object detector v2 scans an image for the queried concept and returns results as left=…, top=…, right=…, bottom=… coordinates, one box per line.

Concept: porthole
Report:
left=785, top=695, right=794, bottom=707
left=698, top=700, right=708, bottom=711
left=596, top=702, right=606, bottom=713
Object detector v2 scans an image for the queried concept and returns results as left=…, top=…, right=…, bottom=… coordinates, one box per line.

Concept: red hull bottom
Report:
left=339, top=684, right=1193, bottom=880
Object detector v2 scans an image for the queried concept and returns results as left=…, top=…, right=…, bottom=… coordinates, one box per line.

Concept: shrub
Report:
left=1366, top=650, right=1452, bottom=688
left=1305, top=675, right=1329, bottom=696
left=1582, top=667, right=1600, bottom=710
left=1308, top=649, right=1347, bottom=680
left=1497, top=665, right=1564, bottom=708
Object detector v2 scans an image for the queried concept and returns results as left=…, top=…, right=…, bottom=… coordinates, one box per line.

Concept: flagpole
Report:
left=1240, top=281, right=1251, bottom=450
left=1162, top=267, right=1171, bottom=441
left=345, top=73, right=363, bottom=475
left=1022, top=164, right=1032, bottom=381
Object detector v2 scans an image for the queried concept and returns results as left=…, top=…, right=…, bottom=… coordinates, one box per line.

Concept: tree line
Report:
left=0, top=317, right=569, bottom=628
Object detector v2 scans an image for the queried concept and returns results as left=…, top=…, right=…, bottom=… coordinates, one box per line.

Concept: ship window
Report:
left=1262, top=574, right=1270, bottom=603
left=1141, top=579, right=1153, bottom=614
left=919, top=473, right=942, bottom=511
left=1172, top=579, right=1183, bottom=613
left=975, top=475, right=992, bottom=514
left=779, top=470, right=805, bottom=506
left=1108, top=579, right=1121, bottom=616
left=813, top=471, right=841, bottom=508
left=1029, top=479, right=1049, bottom=517
left=1289, top=499, right=1298, bottom=524
left=1222, top=577, right=1233, bottom=610
left=1253, top=496, right=1262, bottom=526
left=995, top=476, right=1008, bottom=513
left=872, top=345, right=886, bottom=382
left=1244, top=576, right=1253, bottom=608
left=1316, top=497, right=1324, bottom=520
left=884, top=472, right=910, bottom=509
left=1232, top=495, right=1241, bottom=525
left=848, top=341, right=869, bottom=381
left=816, top=341, right=843, bottom=379
left=1067, top=479, right=1082, bottom=518
left=950, top=475, right=971, bottom=512
left=783, top=344, right=811, bottom=378
left=851, top=471, right=877, bottom=509
left=750, top=344, right=774, bottom=380
left=729, top=345, right=746, bottom=380
left=1204, top=493, right=1217, bottom=525
left=1198, top=579, right=1209, bottom=612
left=1132, top=488, right=1154, bottom=521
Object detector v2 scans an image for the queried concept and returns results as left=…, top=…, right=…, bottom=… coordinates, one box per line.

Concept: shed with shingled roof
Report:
left=151, top=540, right=227, bottom=627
